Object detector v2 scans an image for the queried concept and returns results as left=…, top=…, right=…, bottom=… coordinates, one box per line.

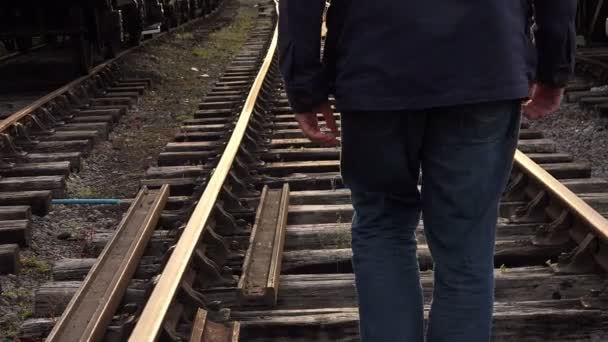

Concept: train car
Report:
left=0, top=0, right=186, bottom=75
left=0, top=1, right=123, bottom=74
left=160, top=0, right=215, bottom=29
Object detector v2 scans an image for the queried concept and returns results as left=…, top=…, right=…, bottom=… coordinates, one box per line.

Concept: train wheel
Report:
left=2, top=39, right=16, bottom=52
left=124, top=4, right=143, bottom=46
left=205, top=0, right=212, bottom=15
left=44, top=35, right=59, bottom=46
left=191, top=0, right=202, bottom=18
left=104, top=38, right=121, bottom=59
left=181, top=1, right=190, bottom=23
left=73, top=34, right=93, bottom=75
left=167, top=5, right=180, bottom=28
left=160, top=14, right=170, bottom=32
left=101, top=9, right=123, bottom=59
left=16, top=37, right=33, bottom=51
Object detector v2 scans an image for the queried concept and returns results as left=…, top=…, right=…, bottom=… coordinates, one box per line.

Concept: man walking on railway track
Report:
left=278, top=1, right=576, bottom=341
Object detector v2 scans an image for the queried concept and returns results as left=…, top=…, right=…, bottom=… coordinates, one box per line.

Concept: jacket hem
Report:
left=334, top=85, right=530, bottom=112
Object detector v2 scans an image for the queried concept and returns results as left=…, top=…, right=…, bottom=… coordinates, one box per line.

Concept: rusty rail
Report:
left=46, top=185, right=169, bottom=341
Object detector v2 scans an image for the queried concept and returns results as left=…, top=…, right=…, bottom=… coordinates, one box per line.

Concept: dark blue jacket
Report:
left=278, top=0, right=577, bottom=113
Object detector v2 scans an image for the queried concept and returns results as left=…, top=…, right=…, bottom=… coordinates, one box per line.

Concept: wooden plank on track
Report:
left=0, top=176, right=66, bottom=198
left=0, top=220, right=31, bottom=246
left=145, top=165, right=208, bottom=179
left=180, top=124, right=230, bottom=132
left=0, top=162, right=71, bottom=177
left=269, top=138, right=559, bottom=153
left=233, top=303, right=608, bottom=342
left=237, top=268, right=605, bottom=310
left=561, top=178, right=608, bottom=193
left=0, top=206, right=31, bottom=220
left=0, top=244, right=19, bottom=274
left=52, top=256, right=161, bottom=281
left=279, top=238, right=565, bottom=274
left=238, top=184, right=290, bottom=307
left=190, top=308, right=240, bottom=342
left=262, top=160, right=340, bottom=176
left=165, top=141, right=224, bottom=152
left=46, top=185, right=169, bottom=342
left=0, top=191, right=52, bottom=216
left=24, top=153, right=82, bottom=171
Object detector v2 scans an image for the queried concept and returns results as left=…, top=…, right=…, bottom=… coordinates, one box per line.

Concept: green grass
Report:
left=19, top=307, right=33, bottom=320
left=1, top=286, right=29, bottom=301
left=0, top=283, right=34, bottom=340
left=193, top=7, right=257, bottom=62
left=176, top=32, right=195, bottom=40
left=175, top=112, right=194, bottom=121
left=21, top=255, right=51, bottom=274
left=70, top=184, right=96, bottom=199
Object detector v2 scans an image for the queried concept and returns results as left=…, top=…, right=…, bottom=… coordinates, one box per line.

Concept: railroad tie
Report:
left=0, top=244, right=20, bottom=275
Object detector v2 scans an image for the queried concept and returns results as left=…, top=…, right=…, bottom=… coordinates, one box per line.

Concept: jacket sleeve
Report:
left=278, top=0, right=329, bottom=113
left=533, top=0, right=577, bottom=87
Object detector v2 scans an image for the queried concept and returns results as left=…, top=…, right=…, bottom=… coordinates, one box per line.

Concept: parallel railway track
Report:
left=0, top=0, right=227, bottom=277
left=0, top=43, right=46, bottom=64
left=16, top=3, right=608, bottom=341
left=565, top=47, right=608, bottom=113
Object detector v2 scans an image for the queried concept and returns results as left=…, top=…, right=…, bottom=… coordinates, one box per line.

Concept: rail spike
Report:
left=552, top=233, right=599, bottom=274
left=38, top=106, right=59, bottom=125
left=232, top=156, right=256, bottom=182
left=0, top=133, right=25, bottom=159
left=30, top=114, right=53, bottom=135
left=580, top=281, right=608, bottom=310
left=220, top=185, right=253, bottom=214
left=238, top=144, right=264, bottom=167
left=193, top=247, right=237, bottom=288
left=212, top=203, right=248, bottom=235
left=202, top=222, right=233, bottom=266
left=13, top=122, right=36, bottom=144
left=511, top=189, right=548, bottom=223
left=533, top=210, right=573, bottom=246
left=227, top=170, right=260, bottom=197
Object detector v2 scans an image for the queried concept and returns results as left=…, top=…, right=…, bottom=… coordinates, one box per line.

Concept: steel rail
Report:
left=0, top=57, right=120, bottom=133
left=128, top=15, right=278, bottom=342
left=0, top=6, right=224, bottom=135
left=514, top=150, right=608, bottom=240
left=46, top=185, right=169, bottom=341
left=0, top=43, right=46, bottom=64
left=575, top=55, right=608, bottom=68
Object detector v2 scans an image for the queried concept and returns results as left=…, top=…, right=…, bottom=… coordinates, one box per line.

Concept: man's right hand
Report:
left=295, top=101, right=339, bottom=146
left=522, top=83, right=564, bottom=120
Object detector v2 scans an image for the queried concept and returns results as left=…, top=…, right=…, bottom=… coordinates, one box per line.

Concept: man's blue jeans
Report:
left=340, top=100, right=521, bottom=342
